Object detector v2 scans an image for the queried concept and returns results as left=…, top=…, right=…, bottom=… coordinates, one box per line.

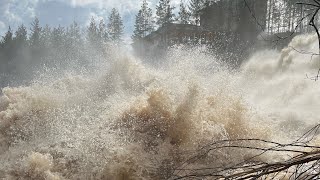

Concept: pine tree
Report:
left=143, top=0, right=155, bottom=35
left=14, top=25, right=28, bottom=46
left=107, top=8, right=124, bottom=44
left=1, top=27, right=14, bottom=71
left=98, top=19, right=108, bottom=44
left=64, top=21, right=82, bottom=54
left=0, top=27, right=14, bottom=72
left=13, top=24, right=30, bottom=72
left=203, top=0, right=213, bottom=7
left=69, top=21, right=81, bottom=43
left=156, top=0, right=175, bottom=27
left=51, top=25, right=65, bottom=49
left=63, top=21, right=83, bottom=63
left=132, top=10, right=144, bottom=42
left=178, top=0, right=191, bottom=24
left=40, top=24, right=52, bottom=48
left=189, top=0, right=205, bottom=25
left=29, top=17, right=42, bottom=47
left=164, top=3, right=175, bottom=24
left=132, top=0, right=154, bottom=42
left=87, top=17, right=98, bottom=45
left=1, top=27, right=13, bottom=49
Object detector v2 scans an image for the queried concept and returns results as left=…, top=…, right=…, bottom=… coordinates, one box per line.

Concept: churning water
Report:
left=0, top=34, right=320, bottom=179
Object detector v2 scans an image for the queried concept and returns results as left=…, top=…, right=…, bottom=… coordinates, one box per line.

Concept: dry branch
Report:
left=169, top=124, right=320, bottom=179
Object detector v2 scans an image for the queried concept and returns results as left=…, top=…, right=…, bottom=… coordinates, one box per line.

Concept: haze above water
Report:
left=0, top=34, right=320, bottom=179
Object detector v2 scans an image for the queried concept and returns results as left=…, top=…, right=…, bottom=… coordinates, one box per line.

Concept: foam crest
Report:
left=0, top=34, right=320, bottom=178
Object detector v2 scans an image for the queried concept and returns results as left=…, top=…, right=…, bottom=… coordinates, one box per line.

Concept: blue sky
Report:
left=0, top=0, right=181, bottom=44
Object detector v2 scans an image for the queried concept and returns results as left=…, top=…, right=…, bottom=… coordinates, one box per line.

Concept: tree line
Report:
left=132, top=0, right=214, bottom=43
left=0, top=8, right=124, bottom=88
left=2, top=0, right=320, bottom=87
left=266, top=0, right=320, bottom=34
left=132, top=0, right=320, bottom=42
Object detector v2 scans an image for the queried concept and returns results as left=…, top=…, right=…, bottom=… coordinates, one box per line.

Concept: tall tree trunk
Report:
left=267, top=0, right=272, bottom=33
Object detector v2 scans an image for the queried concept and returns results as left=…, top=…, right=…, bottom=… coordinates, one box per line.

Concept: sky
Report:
left=0, top=0, right=181, bottom=44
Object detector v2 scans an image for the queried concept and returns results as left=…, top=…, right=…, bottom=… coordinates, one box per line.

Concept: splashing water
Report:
left=0, top=34, right=320, bottom=179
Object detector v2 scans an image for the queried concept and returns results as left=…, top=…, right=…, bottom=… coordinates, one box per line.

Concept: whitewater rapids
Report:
left=0, top=34, right=320, bottom=179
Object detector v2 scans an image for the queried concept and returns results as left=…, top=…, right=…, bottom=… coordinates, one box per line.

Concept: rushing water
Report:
left=0, top=34, right=320, bottom=179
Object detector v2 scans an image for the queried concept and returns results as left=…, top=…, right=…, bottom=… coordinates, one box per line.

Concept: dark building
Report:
left=133, top=0, right=268, bottom=65
left=133, top=23, right=214, bottom=56
left=200, top=0, right=268, bottom=42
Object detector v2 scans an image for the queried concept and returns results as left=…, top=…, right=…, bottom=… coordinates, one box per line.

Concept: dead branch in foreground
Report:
left=170, top=124, right=320, bottom=180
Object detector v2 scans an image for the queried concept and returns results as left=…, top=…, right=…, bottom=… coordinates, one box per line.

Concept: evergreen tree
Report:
left=145, top=1, right=155, bottom=34
left=98, top=19, right=109, bottom=44
left=132, top=10, right=144, bottom=42
left=65, top=21, right=83, bottom=59
left=87, top=17, right=98, bottom=45
left=142, top=0, right=155, bottom=35
left=40, top=24, right=52, bottom=48
left=1, top=26, right=13, bottom=48
left=178, top=0, right=191, bottom=24
left=13, top=25, right=28, bottom=65
left=107, top=8, right=124, bottom=44
left=156, top=0, right=175, bottom=27
left=29, top=17, right=42, bottom=47
left=51, top=26, right=65, bottom=49
left=132, top=0, right=154, bottom=42
left=189, top=0, right=205, bottom=25
left=1, top=27, right=14, bottom=73
left=14, top=25, right=28, bottom=46
left=13, top=24, right=30, bottom=74
left=0, top=26, right=14, bottom=56
left=68, top=21, right=81, bottom=43
left=203, top=0, right=213, bottom=7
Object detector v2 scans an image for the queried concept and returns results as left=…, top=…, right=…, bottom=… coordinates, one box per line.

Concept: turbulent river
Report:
left=0, top=34, right=320, bottom=179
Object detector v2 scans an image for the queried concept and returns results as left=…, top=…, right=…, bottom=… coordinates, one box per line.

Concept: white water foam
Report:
left=0, top=34, right=319, bottom=179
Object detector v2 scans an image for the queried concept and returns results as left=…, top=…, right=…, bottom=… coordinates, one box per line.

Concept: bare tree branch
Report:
left=167, top=124, right=320, bottom=180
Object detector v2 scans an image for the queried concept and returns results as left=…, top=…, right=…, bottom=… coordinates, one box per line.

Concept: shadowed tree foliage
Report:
left=14, top=25, right=27, bottom=47
left=178, top=0, right=191, bottom=24
left=188, top=0, right=205, bottom=25
left=0, top=11, right=124, bottom=88
left=133, top=10, right=145, bottom=42
left=132, top=0, right=154, bottom=42
left=156, top=0, right=176, bottom=27
left=1, top=27, right=13, bottom=49
left=87, top=17, right=99, bottom=47
left=40, top=24, right=52, bottom=48
left=0, top=27, right=14, bottom=74
left=29, top=18, right=42, bottom=48
left=107, top=8, right=124, bottom=44
left=98, top=19, right=109, bottom=45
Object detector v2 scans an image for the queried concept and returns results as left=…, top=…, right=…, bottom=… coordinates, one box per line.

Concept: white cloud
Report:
left=1, top=0, right=39, bottom=24
left=0, top=21, right=6, bottom=30
left=85, top=11, right=104, bottom=25
left=69, top=0, right=140, bottom=14
left=4, top=9, right=22, bottom=22
left=70, top=0, right=140, bottom=11
left=0, top=21, right=5, bottom=29
left=70, top=0, right=99, bottom=6
left=0, top=21, right=6, bottom=35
